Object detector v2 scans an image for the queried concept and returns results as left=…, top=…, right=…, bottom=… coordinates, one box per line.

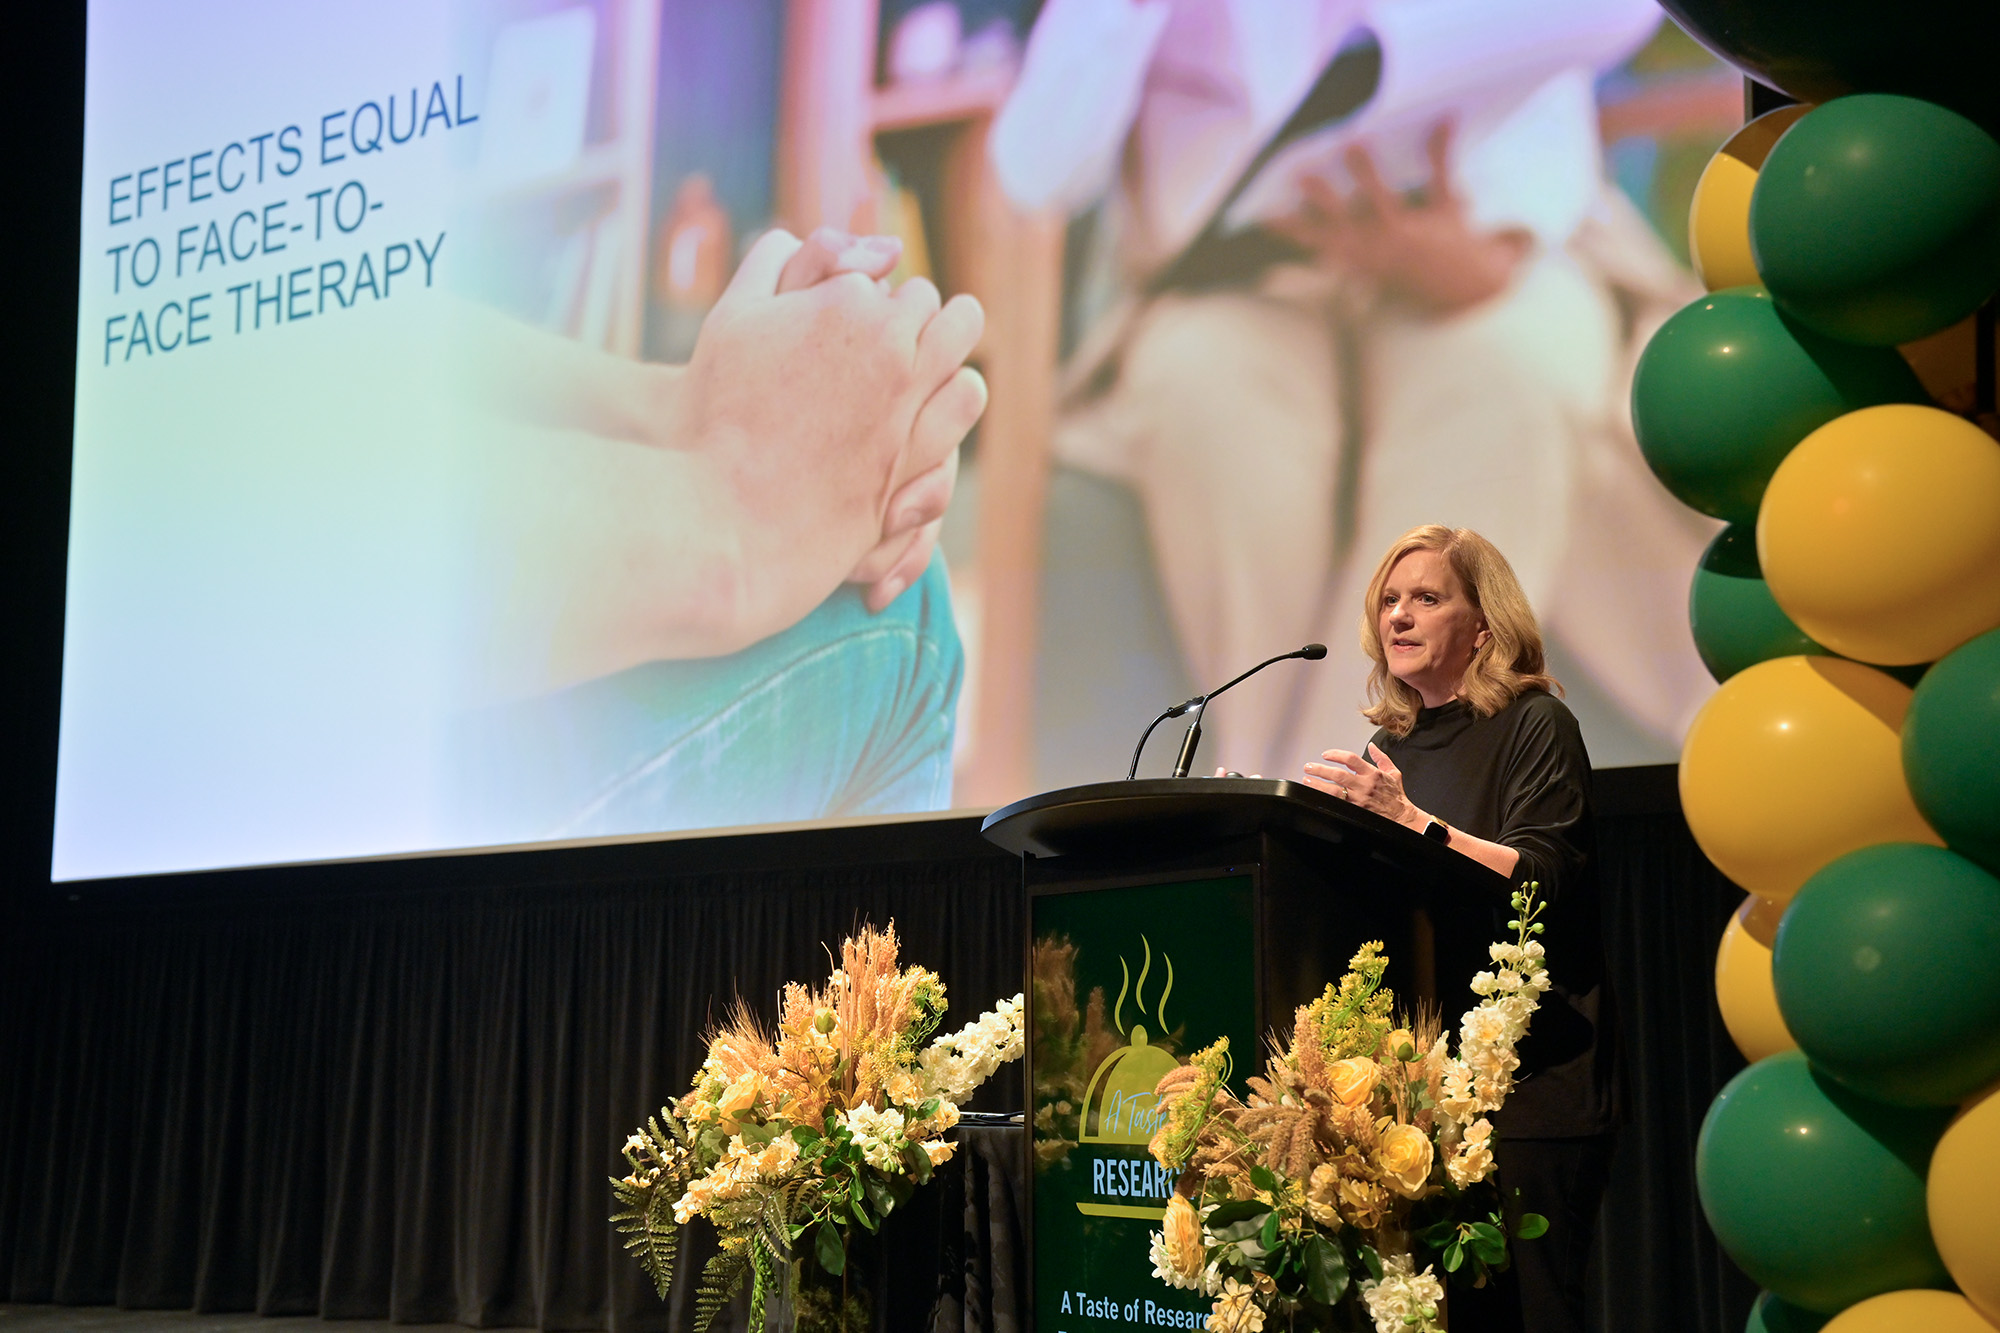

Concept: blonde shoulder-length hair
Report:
left=1360, top=525, right=1561, bottom=738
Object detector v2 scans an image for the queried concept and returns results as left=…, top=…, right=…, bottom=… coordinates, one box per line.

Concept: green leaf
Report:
left=1359, top=1244, right=1383, bottom=1283
left=790, top=1124, right=822, bottom=1148
left=1468, top=1222, right=1503, bottom=1245
left=815, top=1221, right=845, bottom=1276
left=737, top=1121, right=779, bottom=1147
left=1515, top=1212, right=1549, bottom=1240
left=1249, top=1165, right=1281, bottom=1194
left=1259, top=1211, right=1281, bottom=1251
left=1302, top=1236, right=1349, bottom=1305
left=1211, top=1209, right=1273, bottom=1244
left=862, top=1173, right=897, bottom=1220
left=1443, top=1239, right=1463, bottom=1273
left=1414, top=1216, right=1456, bottom=1246
left=902, top=1140, right=934, bottom=1185
left=1208, top=1200, right=1272, bottom=1230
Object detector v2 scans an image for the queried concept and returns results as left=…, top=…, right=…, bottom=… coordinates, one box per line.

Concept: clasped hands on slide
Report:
left=471, top=225, right=985, bottom=700
left=696, top=225, right=985, bottom=625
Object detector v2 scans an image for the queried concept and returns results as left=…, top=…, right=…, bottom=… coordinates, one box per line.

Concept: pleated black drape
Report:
left=1, top=786, right=1758, bottom=1333
left=1, top=846, right=1022, bottom=1331
left=1589, top=795, right=1759, bottom=1333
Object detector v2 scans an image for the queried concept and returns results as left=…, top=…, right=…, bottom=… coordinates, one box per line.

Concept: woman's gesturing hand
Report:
left=1302, top=742, right=1426, bottom=831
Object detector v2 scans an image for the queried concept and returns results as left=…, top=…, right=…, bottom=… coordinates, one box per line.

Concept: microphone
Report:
left=1126, top=644, right=1328, bottom=780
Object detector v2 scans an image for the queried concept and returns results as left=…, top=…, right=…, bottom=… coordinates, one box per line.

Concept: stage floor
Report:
left=0, top=1310, right=519, bottom=1333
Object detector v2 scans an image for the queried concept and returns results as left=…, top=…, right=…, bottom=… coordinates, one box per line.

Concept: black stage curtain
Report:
left=0, top=779, right=1757, bottom=1333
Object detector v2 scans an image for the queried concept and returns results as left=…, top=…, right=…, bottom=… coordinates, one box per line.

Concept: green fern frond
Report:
left=692, top=1249, right=749, bottom=1333
left=751, top=1189, right=795, bottom=1270
left=610, top=1108, right=700, bottom=1299
left=609, top=1174, right=681, bottom=1298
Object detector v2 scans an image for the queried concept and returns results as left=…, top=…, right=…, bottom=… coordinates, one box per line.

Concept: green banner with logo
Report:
left=1029, top=874, right=1257, bottom=1331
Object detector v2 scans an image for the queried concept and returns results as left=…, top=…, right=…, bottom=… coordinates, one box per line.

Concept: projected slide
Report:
left=56, top=0, right=1739, bottom=880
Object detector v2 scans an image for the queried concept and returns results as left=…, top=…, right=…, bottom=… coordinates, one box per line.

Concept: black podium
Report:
left=981, top=777, right=1504, bottom=1332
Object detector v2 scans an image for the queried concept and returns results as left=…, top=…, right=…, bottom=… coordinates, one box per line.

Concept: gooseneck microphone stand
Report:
left=1126, top=644, right=1327, bottom=780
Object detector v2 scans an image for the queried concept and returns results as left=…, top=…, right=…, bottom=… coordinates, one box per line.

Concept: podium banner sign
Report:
left=1029, top=873, right=1258, bottom=1331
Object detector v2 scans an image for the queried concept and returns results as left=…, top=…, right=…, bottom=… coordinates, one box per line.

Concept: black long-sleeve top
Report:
left=1371, top=689, right=1620, bottom=1138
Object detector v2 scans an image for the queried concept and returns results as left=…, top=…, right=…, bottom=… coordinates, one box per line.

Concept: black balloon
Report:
left=1656, top=0, right=2000, bottom=137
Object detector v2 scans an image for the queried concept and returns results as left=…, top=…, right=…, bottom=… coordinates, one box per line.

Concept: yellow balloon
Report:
left=1680, top=656, right=1942, bottom=902
left=1759, top=405, right=2000, bottom=665
left=1823, top=1290, right=1997, bottom=1333
left=1716, top=895, right=1797, bottom=1063
left=1688, top=105, right=1812, bottom=290
left=1930, top=1085, right=2000, bottom=1326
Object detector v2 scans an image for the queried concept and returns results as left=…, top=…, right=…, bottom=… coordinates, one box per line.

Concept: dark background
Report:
left=2, top=5, right=1757, bottom=1331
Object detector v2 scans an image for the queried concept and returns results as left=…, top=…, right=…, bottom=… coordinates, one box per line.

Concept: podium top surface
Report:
left=980, top=777, right=1506, bottom=895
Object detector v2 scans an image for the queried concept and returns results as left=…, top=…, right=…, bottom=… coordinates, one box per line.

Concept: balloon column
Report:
left=1628, top=16, right=2000, bottom=1327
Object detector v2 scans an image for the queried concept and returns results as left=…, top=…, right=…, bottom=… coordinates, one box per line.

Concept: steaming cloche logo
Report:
left=1079, top=935, right=1184, bottom=1145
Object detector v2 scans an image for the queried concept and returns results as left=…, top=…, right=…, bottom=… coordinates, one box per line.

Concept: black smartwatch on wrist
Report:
left=1421, top=817, right=1452, bottom=845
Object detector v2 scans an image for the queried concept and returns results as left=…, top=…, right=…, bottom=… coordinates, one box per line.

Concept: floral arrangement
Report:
left=610, top=924, right=1025, bottom=1331
left=1028, top=934, right=1123, bottom=1168
left=1145, top=886, right=1551, bottom=1333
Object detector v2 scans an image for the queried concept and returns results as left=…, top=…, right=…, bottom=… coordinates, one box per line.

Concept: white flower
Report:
left=1359, top=1255, right=1445, bottom=1333
left=1210, top=1277, right=1266, bottom=1333
left=918, top=994, right=1025, bottom=1103
left=1462, top=1006, right=1509, bottom=1047
left=1438, top=1062, right=1478, bottom=1123
left=842, top=1102, right=909, bottom=1171
left=1447, top=1117, right=1497, bottom=1186
left=1473, top=1072, right=1513, bottom=1108
left=1464, top=1042, right=1519, bottom=1078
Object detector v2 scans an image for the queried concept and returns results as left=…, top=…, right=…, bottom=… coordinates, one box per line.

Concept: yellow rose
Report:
left=1383, top=1029, right=1416, bottom=1063
left=1163, top=1195, right=1205, bottom=1280
left=1327, top=1057, right=1379, bottom=1108
left=1377, top=1122, right=1435, bottom=1198
left=715, top=1071, right=764, bottom=1131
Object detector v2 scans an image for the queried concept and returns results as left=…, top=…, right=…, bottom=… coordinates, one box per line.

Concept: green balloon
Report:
left=1904, top=627, right=2000, bottom=875
left=1747, top=1292, right=1830, bottom=1333
left=1654, top=0, right=2000, bottom=139
left=1774, top=843, right=2000, bottom=1105
left=1697, top=1051, right=1951, bottom=1313
left=1631, top=287, right=1925, bottom=523
left=1751, top=94, right=2000, bottom=346
left=1689, top=525, right=1830, bottom=682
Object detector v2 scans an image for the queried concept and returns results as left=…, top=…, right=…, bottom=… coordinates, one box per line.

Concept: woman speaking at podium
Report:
left=1302, top=523, right=1616, bottom=1333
